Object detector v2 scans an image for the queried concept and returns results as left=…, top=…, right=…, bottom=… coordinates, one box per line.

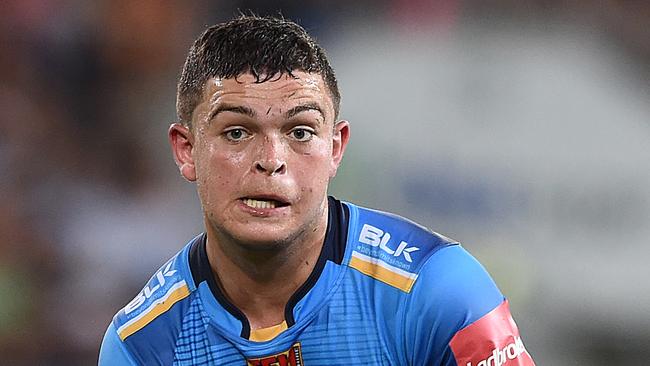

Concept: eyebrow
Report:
left=208, top=102, right=325, bottom=122
left=285, top=103, right=325, bottom=120
left=208, top=104, right=256, bottom=121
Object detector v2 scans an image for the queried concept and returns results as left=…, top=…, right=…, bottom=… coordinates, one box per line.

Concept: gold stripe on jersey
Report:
left=249, top=321, right=289, bottom=342
left=349, top=251, right=418, bottom=293
left=118, top=282, right=190, bottom=340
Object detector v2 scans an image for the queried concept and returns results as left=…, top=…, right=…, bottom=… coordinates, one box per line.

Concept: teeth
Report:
left=243, top=198, right=277, bottom=209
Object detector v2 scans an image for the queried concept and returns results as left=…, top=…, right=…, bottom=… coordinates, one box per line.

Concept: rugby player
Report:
left=99, top=15, right=536, bottom=365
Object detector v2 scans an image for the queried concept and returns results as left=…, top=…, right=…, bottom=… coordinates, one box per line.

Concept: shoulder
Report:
left=343, top=201, right=460, bottom=293
left=410, top=244, right=503, bottom=316
left=102, top=235, right=201, bottom=364
left=113, top=242, right=195, bottom=340
left=99, top=323, right=139, bottom=366
left=342, top=202, right=525, bottom=365
left=343, top=200, right=503, bottom=320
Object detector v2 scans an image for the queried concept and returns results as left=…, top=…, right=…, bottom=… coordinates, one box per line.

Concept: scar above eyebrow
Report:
left=285, top=102, right=325, bottom=120
left=209, top=104, right=255, bottom=121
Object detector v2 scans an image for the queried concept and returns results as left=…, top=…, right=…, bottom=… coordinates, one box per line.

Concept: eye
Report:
left=224, top=128, right=250, bottom=142
left=289, top=127, right=314, bottom=142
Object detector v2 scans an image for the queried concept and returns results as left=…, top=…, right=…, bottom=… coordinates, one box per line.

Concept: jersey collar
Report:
left=188, top=196, right=349, bottom=340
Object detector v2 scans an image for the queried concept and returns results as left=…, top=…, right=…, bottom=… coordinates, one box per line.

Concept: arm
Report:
left=98, top=323, right=139, bottom=366
left=448, top=300, right=535, bottom=366
left=404, top=245, right=535, bottom=366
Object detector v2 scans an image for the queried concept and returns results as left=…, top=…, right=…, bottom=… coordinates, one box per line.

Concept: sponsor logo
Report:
left=450, top=301, right=536, bottom=366
left=246, top=342, right=303, bottom=366
left=358, top=224, right=420, bottom=262
left=466, top=337, right=527, bottom=366
left=124, top=261, right=177, bottom=314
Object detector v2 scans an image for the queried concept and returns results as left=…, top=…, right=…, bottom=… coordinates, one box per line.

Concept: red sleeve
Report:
left=449, top=300, right=535, bottom=366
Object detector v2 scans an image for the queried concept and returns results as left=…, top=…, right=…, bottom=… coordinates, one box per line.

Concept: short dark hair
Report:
left=176, top=15, right=340, bottom=126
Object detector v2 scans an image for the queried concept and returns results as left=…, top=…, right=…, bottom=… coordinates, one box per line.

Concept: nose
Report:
left=255, top=159, right=286, bottom=176
left=254, top=136, right=287, bottom=176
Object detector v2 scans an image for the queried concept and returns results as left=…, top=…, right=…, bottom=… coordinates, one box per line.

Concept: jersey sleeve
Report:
left=98, top=322, right=139, bottom=366
left=403, top=245, right=535, bottom=366
left=448, top=300, right=535, bottom=366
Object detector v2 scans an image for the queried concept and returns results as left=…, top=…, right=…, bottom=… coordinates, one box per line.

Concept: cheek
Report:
left=295, top=146, right=332, bottom=187
left=219, top=146, right=249, bottom=168
left=197, top=148, right=247, bottom=198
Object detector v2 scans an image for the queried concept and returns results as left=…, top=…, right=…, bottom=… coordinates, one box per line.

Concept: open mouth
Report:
left=241, top=197, right=290, bottom=209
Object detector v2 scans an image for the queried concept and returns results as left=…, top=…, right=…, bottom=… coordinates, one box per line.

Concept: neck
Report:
left=205, top=209, right=328, bottom=330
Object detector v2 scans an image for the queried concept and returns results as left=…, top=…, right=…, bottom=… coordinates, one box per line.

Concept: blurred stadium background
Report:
left=1, top=1, right=649, bottom=365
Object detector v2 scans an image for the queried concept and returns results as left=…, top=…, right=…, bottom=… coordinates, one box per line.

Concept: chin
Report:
left=236, top=238, right=289, bottom=252
left=219, top=222, right=299, bottom=251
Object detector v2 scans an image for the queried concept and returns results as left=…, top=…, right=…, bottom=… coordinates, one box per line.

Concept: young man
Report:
left=99, top=16, right=535, bottom=365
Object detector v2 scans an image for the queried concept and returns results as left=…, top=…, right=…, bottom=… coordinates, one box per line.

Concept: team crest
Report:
left=246, top=342, right=303, bottom=366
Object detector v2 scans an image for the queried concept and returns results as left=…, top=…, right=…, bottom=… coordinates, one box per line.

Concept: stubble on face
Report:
left=189, top=72, right=338, bottom=259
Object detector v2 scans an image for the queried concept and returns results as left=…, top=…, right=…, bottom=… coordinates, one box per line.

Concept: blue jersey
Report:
left=99, top=197, right=535, bottom=365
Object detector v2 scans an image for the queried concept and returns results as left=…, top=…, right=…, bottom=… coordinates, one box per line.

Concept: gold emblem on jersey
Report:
left=246, top=342, right=303, bottom=366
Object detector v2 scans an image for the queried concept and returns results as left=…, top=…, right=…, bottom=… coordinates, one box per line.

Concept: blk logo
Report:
left=359, top=224, right=419, bottom=263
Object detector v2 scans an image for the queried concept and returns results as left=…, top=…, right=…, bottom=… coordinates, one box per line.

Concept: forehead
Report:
left=199, top=71, right=334, bottom=118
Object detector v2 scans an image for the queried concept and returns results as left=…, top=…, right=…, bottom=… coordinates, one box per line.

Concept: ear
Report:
left=169, top=123, right=197, bottom=182
left=330, top=120, right=350, bottom=178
